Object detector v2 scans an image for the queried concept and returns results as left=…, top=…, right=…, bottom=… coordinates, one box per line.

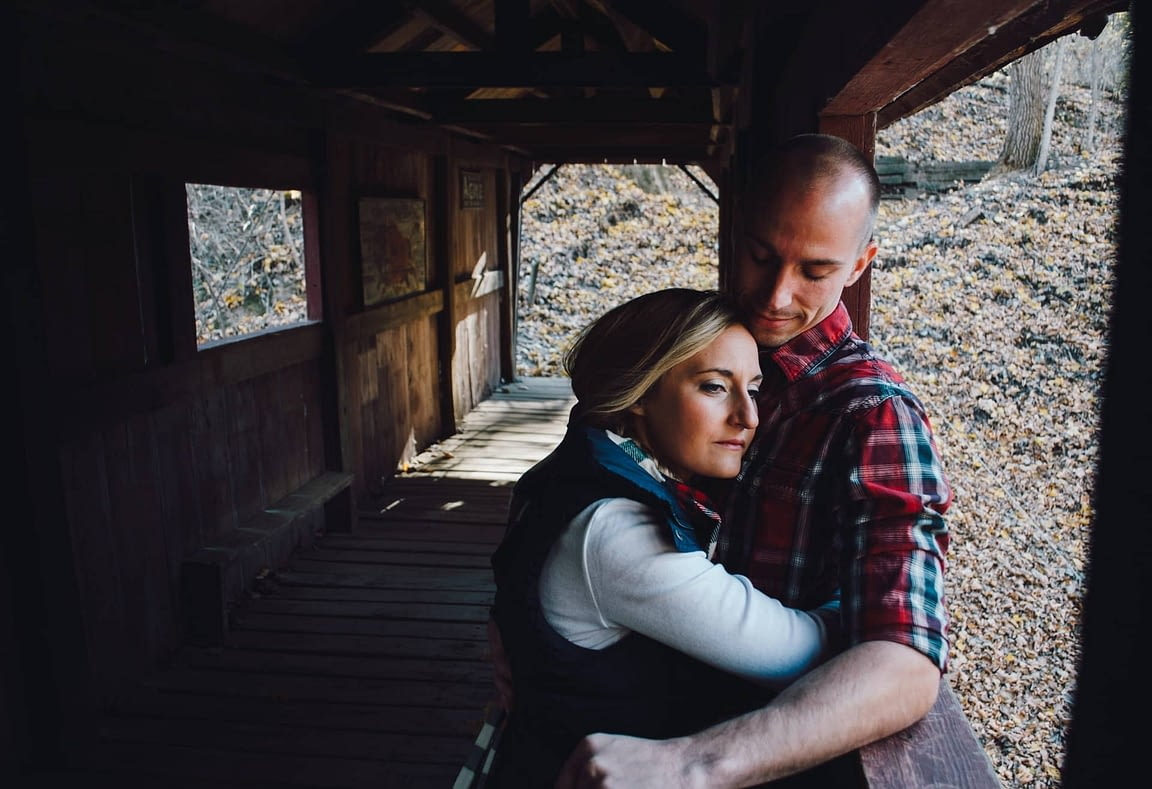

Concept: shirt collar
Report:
left=762, top=302, right=853, bottom=382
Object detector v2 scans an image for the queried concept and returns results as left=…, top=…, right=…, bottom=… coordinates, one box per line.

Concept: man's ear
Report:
left=844, top=239, right=878, bottom=287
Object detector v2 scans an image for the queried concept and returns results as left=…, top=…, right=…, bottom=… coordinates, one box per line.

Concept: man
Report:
left=495, top=133, right=952, bottom=787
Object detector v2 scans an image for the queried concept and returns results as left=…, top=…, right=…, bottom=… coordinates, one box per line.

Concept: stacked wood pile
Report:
left=876, top=156, right=994, bottom=197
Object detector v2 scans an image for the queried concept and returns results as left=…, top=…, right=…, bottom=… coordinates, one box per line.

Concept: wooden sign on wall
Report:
left=460, top=169, right=484, bottom=209
left=358, top=196, right=426, bottom=306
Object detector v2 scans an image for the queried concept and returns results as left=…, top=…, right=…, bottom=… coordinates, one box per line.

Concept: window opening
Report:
left=516, top=163, right=719, bottom=377
left=186, top=183, right=312, bottom=347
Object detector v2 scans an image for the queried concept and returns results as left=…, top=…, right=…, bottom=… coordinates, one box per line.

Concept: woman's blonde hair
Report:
left=564, top=288, right=744, bottom=432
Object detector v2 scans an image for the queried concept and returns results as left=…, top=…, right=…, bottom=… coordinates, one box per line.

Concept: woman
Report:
left=487, top=288, right=839, bottom=787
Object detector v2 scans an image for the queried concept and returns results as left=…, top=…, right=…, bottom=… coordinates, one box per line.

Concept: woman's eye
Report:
left=701, top=382, right=727, bottom=394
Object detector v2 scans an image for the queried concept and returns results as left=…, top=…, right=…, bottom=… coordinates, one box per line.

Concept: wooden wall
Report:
left=10, top=11, right=518, bottom=757
left=447, top=158, right=506, bottom=419
left=324, top=133, right=511, bottom=500
left=21, top=114, right=334, bottom=703
left=326, top=137, right=443, bottom=500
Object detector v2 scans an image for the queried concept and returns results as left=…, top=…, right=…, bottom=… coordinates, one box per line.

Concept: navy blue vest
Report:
left=487, top=427, right=765, bottom=787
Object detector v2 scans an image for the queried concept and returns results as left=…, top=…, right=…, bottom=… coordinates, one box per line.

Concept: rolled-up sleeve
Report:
left=843, top=395, right=952, bottom=671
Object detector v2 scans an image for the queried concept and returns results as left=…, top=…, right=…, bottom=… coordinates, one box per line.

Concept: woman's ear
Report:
left=627, top=400, right=646, bottom=417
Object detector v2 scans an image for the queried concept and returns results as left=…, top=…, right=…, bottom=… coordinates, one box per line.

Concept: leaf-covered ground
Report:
left=516, top=46, right=1128, bottom=788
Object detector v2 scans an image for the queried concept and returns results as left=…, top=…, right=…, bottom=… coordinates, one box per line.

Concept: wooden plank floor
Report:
left=87, top=377, right=575, bottom=788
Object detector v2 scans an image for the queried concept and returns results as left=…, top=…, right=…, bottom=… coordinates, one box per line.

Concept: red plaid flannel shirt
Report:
left=717, top=304, right=952, bottom=671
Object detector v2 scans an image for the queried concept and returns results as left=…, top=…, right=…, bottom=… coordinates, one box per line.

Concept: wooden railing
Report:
left=461, top=680, right=1001, bottom=788
left=859, top=678, right=1001, bottom=788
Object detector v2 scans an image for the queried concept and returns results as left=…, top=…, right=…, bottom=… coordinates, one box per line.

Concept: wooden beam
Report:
left=339, top=88, right=436, bottom=122
left=819, top=113, right=876, bottom=342
left=445, top=123, right=713, bottom=147
left=433, top=155, right=457, bottom=435
left=707, top=0, right=756, bottom=81
left=875, top=0, right=1129, bottom=128
left=398, top=26, right=446, bottom=53
left=818, top=0, right=1128, bottom=125
left=597, top=0, right=706, bottom=53
left=527, top=5, right=574, bottom=50
left=429, top=92, right=716, bottom=124
left=822, top=0, right=1040, bottom=117
left=414, top=1, right=495, bottom=51
left=677, top=165, right=718, bottom=203
left=514, top=146, right=710, bottom=164
left=454, top=270, right=506, bottom=303
left=343, top=291, right=445, bottom=341
left=496, top=170, right=517, bottom=381
left=312, top=52, right=723, bottom=89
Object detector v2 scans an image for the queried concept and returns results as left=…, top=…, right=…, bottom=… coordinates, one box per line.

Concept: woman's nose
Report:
left=732, top=393, right=759, bottom=429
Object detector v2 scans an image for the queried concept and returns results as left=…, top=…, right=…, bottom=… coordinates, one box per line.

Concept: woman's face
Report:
left=629, top=324, right=762, bottom=481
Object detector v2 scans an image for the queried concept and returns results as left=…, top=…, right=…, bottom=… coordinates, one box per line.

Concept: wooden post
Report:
left=820, top=113, right=877, bottom=342
left=433, top=154, right=458, bottom=435
left=496, top=166, right=524, bottom=382
left=320, top=132, right=358, bottom=485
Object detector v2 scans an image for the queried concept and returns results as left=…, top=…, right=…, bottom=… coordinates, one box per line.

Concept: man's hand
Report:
left=555, top=733, right=696, bottom=789
left=554, top=641, right=939, bottom=789
left=487, top=615, right=514, bottom=710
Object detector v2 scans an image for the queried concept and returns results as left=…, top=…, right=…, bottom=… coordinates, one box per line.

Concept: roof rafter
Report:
left=300, top=1, right=416, bottom=57
left=876, top=0, right=1129, bottom=126
left=413, top=0, right=494, bottom=50
left=816, top=0, right=1129, bottom=127
left=313, top=52, right=722, bottom=89
left=595, top=0, right=705, bottom=52
left=428, top=91, right=716, bottom=124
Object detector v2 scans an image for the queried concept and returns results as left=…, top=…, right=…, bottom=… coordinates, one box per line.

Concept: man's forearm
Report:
left=679, top=640, right=940, bottom=786
left=556, top=640, right=940, bottom=789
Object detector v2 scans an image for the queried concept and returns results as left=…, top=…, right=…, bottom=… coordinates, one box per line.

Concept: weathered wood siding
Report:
left=24, top=106, right=332, bottom=702
left=325, top=138, right=446, bottom=500
left=16, top=16, right=518, bottom=728
left=55, top=361, right=327, bottom=704
left=448, top=160, right=505, bottom=419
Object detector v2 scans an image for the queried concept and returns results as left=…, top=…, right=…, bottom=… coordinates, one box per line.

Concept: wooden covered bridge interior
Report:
left=4, top=1, right=1147, bottom=787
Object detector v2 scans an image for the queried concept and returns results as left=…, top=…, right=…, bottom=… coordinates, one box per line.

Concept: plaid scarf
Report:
left=666, top=478, right=723, bottom=559
left=617, top=437, right=723, bottom=559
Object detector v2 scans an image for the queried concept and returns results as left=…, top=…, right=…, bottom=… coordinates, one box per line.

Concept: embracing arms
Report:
left=555, top=639, right=939, bottom=788
left=543, top=498, right=834, bottom=683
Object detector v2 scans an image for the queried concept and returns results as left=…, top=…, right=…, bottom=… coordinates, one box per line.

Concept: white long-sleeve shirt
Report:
left=538, top=496, right=830, bottom=688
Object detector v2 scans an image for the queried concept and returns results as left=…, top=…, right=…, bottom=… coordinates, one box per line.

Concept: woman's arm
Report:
left=540, top=498, right=832, bottom=686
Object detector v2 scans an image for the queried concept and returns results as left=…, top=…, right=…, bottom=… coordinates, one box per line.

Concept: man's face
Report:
left=735, top=176, right=877, bottom=349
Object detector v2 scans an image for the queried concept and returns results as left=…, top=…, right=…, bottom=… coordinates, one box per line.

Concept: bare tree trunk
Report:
left=989, top=48, right=1047, bottom=176
left=1087, top=35, right=1103, bottom=153
left=1035, top=38, right=1067, bottom=175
